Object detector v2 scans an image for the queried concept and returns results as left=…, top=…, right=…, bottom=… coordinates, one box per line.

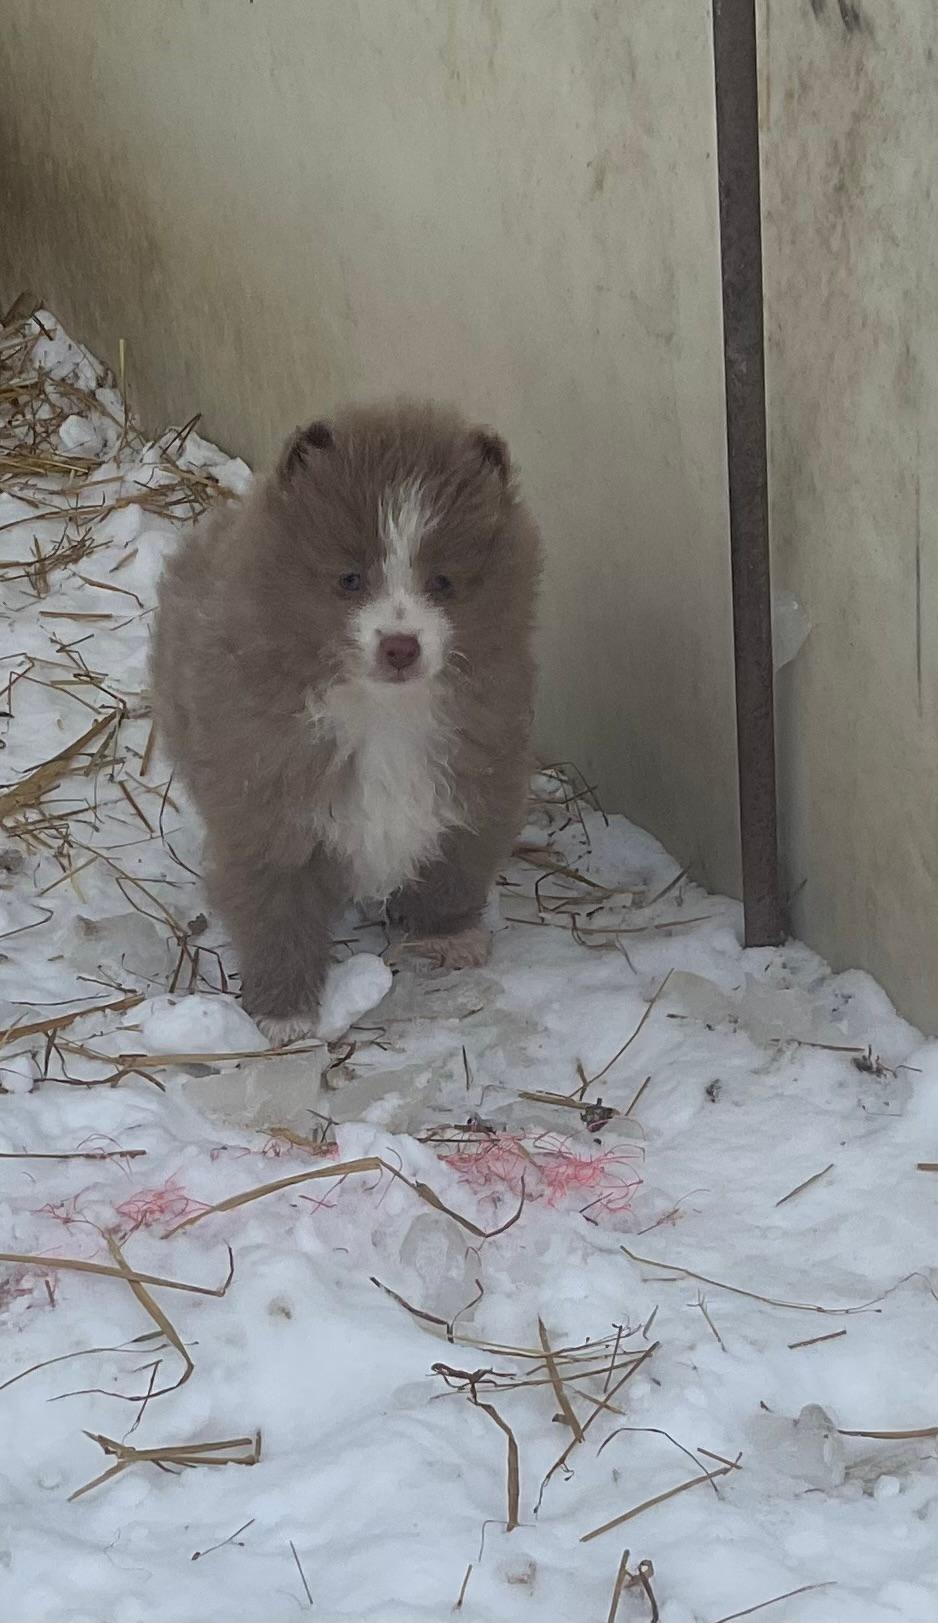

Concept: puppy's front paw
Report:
left=397, top=924, right=492, bottom=972
left=254, top=1013, right=322, bottom=1048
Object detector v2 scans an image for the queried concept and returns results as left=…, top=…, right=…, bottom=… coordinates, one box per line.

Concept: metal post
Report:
left=711, top=0, right=785, bottom=947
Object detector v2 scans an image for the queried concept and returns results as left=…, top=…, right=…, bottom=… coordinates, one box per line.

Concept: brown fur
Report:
left=151, top=403, right=542, bottom=1033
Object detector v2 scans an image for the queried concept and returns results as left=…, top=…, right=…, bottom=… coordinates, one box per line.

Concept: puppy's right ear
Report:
left=277, top=419, right=335, bottom=480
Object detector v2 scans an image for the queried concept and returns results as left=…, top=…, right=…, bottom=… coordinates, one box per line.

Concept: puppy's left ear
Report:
left=470, top=427, right=511, bottom=485
left=277, top=419, right=335, bottom=481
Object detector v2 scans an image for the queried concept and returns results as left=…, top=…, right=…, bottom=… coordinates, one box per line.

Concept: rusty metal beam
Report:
left=712, top=0, right=785, bottom=947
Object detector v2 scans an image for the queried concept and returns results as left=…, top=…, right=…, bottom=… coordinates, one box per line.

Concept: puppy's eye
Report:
left=339, top=572, right=363, bottom=593
left=429, top=574, right=453, bottom=595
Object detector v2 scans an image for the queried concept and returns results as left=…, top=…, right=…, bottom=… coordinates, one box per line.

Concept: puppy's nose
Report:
left=380, top=634, right=420, bottom=671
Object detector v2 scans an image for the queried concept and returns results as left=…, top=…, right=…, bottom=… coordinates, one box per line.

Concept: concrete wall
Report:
left=1, top=1, right=935, bottom=1027
left=0, top=0, right=740, bottom=901
left=760, top=0, right=938, bottom=1028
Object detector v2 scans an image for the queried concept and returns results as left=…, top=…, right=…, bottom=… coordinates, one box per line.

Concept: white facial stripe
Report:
left=341, top=479, right=449, bottom=680
left=379, top=478, right=431, bottom=595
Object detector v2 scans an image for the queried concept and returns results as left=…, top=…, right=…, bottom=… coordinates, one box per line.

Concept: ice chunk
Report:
left=663, top=969, right=851, bottom=1049
left=317, top=954, right=392, bottom=1042
left=397, top=1211, right=479, bottom=1322
left=752, top=1403, right=845, bottom=1491
left=58, top=413, right=102, bottom=454
left=64, top=912, right=175, bottom=986
left=736, top=979, right=849, bottom=1048
left=137, top=992, right=266, bottom=1055
left=182, top=1051, right=328, bottom=1135
left=324, top=1060, right=439, bottom=1132
left=792, top=1403, right=846, bottom=1488
left=663, top=970, right=735, bottom=1024
left=378, top=966, right=501, bottom=1025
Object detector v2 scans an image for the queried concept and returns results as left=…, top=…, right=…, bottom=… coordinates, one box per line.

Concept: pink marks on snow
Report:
left=441, top=1131, right=642, bottom=1219
left=114, top=1177, right=209, bottom=1233
left=33, top=1175, right=209, bottom=1240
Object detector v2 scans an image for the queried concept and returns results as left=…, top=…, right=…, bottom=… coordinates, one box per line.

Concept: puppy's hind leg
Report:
left=388, top=827, right=497, bottom=972
left=211, top=851, right=338, bottom=1042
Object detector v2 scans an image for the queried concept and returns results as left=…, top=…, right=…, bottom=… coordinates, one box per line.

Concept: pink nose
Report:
left=380, top=634, right=420, bottom=671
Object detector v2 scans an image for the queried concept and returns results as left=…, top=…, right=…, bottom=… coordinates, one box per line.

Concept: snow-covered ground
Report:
left=0, top=309, right=936, bottom=1623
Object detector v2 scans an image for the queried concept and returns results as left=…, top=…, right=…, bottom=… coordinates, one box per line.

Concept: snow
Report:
left=0, top=310, right=936, bottom=1623
left=134, top=993, right=268, bottom=1055
left=0, top=1050, right=37, bottom=1096
left=317, top=953, right=394, bottom=1042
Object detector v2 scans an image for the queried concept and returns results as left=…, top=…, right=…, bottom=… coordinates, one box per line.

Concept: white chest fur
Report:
left=307, top=679, right=461, bottom=901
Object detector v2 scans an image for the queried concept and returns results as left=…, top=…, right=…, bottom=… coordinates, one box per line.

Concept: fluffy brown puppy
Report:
left=152, top=404, right=542, bottom=1040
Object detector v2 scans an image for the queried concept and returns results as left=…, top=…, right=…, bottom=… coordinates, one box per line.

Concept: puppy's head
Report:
left=261, top=404, right=534, bottom=690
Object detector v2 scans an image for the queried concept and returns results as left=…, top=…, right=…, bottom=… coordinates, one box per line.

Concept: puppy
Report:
left=152, top=403, right=542, bottom=1042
